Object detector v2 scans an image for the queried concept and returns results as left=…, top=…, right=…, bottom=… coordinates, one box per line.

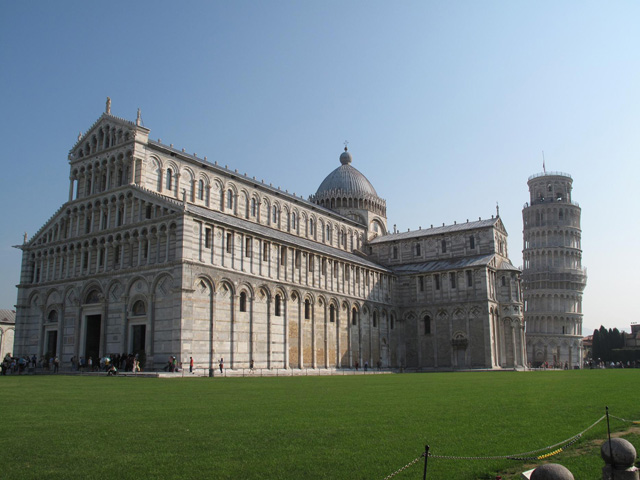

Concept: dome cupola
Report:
left=311, top=147, right=387, bottom=232
left=315, top=147, right=379, bottom=199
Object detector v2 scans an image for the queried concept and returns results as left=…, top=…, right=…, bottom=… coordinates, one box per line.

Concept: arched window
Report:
left=424, top=315, right=431, bottom=335
left=441, top=240, right=447, bottom=253
left=352, top=307, right=357, bottom=325
left=390, top=316, right=395, bottom=330
left=330, top=304, right=335, bottom=323
left=132, top=300, right=146, bottom=316
left=272, top=206, right=278, bottom=224
left=415, top=243, right=421, bottom=256
left=47, top=310, right=58, bottom=323
left=309, top=218, right=314, bottom=236
left=166, top=169, right=173, bottom=191
left=373, top=312, right=378, bottom=328
left=304, top=299, right=310, bottom=319
left=227, top=189, right=234, bottom=210
left=275, top=294, right=282, bottom=317
left=251, top=198, right=257, bottom=217
left=291, top=212, right=297, bottom=230
left=239, top=292, right=247, bottom=312
left=198, top=180, right=204, bottom=200
left=469, top=235, right=475, bottom=249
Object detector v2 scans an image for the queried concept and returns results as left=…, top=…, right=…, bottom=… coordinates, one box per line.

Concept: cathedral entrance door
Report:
left=85, top=315, right=101, bottom=364
left=45, top=330, right=57, bottom=357
left=131, top=324, right=146, bottom=356
left=456, top=348, right=466, bottom=368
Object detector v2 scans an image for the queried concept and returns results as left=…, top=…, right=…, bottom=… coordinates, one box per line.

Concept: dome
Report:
left=315, top=148, right=379, bottom=198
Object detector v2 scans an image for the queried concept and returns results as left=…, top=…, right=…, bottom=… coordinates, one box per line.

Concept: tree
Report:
left=592, top=326, right=625, bottom=362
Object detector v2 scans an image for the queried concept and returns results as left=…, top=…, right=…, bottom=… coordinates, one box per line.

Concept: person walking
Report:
left=219, top=358, right=224, bottom=374
left=190, top=356, right=194, bottom=374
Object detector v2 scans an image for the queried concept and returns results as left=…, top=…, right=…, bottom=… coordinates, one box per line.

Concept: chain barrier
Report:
left=609, top=415, right=640, bottom=425
left=382, top=452, right=426, bottom=480
left=382, top=412, right=639, bottom=479
left=427, top=414, right=606, bottom=461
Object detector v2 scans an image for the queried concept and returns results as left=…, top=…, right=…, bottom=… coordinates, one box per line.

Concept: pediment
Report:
left=69, top=112, right=149, bottom=162
left=494, top=217, right=508, bottom=235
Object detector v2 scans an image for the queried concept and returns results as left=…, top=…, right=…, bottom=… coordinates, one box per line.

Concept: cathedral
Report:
left=13, top=102, right=526, bottom=373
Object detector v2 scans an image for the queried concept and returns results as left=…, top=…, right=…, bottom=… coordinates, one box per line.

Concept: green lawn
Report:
left=1, top=370, right=638, bottom=479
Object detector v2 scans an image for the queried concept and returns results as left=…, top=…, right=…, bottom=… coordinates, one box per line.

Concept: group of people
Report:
left=353, top=360, right=383, bottom=372
left=1, top=353, right=59, bottom=375
left=163, top=356, right=181, bottom=372
left=586, top=359, right=638, bottom=369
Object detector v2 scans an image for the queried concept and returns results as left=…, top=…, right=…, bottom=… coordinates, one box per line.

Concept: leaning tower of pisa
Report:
left=522, top=171, right=587, bottom=368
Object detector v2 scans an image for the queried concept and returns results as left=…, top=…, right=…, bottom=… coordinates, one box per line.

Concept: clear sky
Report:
left=1, top=1, right=638, bottom=335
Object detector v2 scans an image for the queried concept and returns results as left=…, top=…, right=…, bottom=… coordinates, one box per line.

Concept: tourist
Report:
left=219, top=358, right=224, bottom=374
left=249, top=359, right=254, bottom=372
left=190, top=357, right=194, bottom=373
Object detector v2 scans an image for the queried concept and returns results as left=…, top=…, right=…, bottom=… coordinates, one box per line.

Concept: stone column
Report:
left=347, top=309, right=352, bottom=368
left=69, top=176, right=75, bottom=202
left=266, top=296, right=272, bottom=369
left=336, top=308, right=341, bottom=368
left=297, top=297, right=303, bottom=368
left=122, top=296, right=129, bottom=354
left=511, top=319, right=518, bottom=367
left=416, top=315, right=422, bottom=368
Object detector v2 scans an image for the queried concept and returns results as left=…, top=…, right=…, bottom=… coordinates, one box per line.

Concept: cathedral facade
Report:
left=13, top=104, right=526, bottom=373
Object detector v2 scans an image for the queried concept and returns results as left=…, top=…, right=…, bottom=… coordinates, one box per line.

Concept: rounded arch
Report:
left=272, top=285, right=289, bottom=301
left=81, top=282, right=104, bottom=304
left=129, top=296, right=148, bottom=316
left=237, top=281, right=255, bottom=299
left=256, top=284, right=272, bottom=301
left=193, top=275, right=216, bottom=295
left=45, top=288, right=62, bottom=306
left=289, top=289, right=303, bottom=304
left=125, top=276, right=150, bottom=297
left=105, top=279, right=124, bottom=302
left=217, top=278, right=236, bottom=298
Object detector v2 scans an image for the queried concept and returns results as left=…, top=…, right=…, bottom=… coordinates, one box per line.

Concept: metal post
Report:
left=423, top=445, right=429, bottom=480
left=606, top=406, right=615, bottom=480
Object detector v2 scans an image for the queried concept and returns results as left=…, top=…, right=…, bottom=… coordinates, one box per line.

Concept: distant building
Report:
left=522, top=172, right=587, bottom=367
left=581, top=334, right=593, bottom=360
left=624, top=323, right=640, bottom=349
left=0, top=309, right=16, bottom=359
left=13, top=102, right=526, bottom=373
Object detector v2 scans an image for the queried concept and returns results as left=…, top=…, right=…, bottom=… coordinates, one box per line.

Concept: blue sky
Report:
left=1, top=1, right=638, bottom=334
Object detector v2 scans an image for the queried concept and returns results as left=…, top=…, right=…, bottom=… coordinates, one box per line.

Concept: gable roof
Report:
left=0, top=309, right=16, bottom=324
left=369, top=217, right=506, bottom=245
left=388, top=254, right=520, bottom=275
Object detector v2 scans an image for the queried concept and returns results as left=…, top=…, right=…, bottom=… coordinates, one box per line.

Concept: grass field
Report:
left=1, top=370, right=639, bottom=479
